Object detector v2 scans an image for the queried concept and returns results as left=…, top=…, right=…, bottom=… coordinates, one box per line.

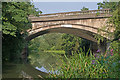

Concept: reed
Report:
left=48, top=48, right=120, bottom=78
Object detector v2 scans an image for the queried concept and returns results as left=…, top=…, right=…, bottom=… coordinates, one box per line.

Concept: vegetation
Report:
left=81, top=6, right=89, bottom=11
left=28, top=33, right=64, bottom=70
left=60, top=7, right=91, bottom=56
left=48, top=1, right=120, bottom=78
left=97, top=1, right=120, bottom=41
left=49, top=47, right=120, bottom=78
left=29, top=33, right=91, bottom=57
left=2, top=1, right=120, bottom=79
left=2, top=2, right=40, bottom=63
left=28, top=33, right=91, bottom=74
left=28, top=33, right=63, bottom=52
left=61, top=34, right=90, bottom=56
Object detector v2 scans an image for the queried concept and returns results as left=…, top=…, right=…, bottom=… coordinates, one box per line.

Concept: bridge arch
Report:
left=26, top=23, right=109, bottom=42
left=22, top=9, right=114, bottom=62
left=26, top=9, right=113, bottom=42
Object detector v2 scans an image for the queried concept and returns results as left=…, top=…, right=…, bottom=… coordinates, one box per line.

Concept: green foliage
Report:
left=28, top=50, right=63, bottom=71
left=61, top=34, right=90, bottom=56
left=96, top=12, right=100, bottom=16
left=2, top=33, right=25, bottom=63
left=94, top=34, right=104, bottom=44
left=109, top=41, right=120, bottom=54
left=2, top=2, right=40, bottom=36
left=2, top=2, right=40, bottom=63
left=97, top=1, right=120, bottom=41
left=110, top=2, right=120, bottom=41
left=81, top=6, right=89, bottom=11
left=29, top=33, right=63, bottom=53
left=61, top=34, right=81, bottom=55
left=28, top=33, right=67, bottom=71
left=48, top=48, right=120, bottom=78
left=42, top=33, right=63, bottom=50
left=93, top=2, right=120, bottom=48
left=97, top=2, right=118, bottom=10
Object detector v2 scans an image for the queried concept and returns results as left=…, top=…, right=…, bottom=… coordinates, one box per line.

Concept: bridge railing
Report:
left=40, top=9, right=111, bottom=17
left=29, top=9, right=112, bottom=21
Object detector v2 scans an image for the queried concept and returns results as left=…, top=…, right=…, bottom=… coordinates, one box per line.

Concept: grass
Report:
left=48, top=48, right=120, bottom=78
left=44, top=50, right=65, bottom=54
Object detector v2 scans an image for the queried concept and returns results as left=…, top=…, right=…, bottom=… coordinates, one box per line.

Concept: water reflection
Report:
left=2, top=63, right=48, bottom=79
left=35, top=66, right=59, bottom=74
left=29, top=51, right=64, bottom=74
left=36, top=66, right=48, bottom=73
left=2, top=52, right=64, bottom=78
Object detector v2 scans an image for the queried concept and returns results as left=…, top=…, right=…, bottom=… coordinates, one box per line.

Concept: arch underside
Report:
left=26, top=25, right=107, bottom=42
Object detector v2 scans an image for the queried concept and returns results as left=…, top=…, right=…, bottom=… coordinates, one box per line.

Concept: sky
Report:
left=33, top=2, right=104, bottom=14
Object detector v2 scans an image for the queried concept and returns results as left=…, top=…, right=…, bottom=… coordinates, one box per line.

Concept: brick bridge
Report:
left=22, top=9, right=113, bottom=62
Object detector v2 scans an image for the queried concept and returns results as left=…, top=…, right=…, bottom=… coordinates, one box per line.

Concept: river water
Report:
left=29, top=51, right=63, bottom=73
left=2, top=51, right=64, bottom=79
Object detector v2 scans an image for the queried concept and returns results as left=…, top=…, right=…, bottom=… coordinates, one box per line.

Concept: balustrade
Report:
left=37, top=9, right=111, bottom=17
left=28, top=9, right=112, bottom=22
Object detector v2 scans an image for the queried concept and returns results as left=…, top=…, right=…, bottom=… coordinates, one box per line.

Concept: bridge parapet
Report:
left=29, top=9, right=112, bottom=22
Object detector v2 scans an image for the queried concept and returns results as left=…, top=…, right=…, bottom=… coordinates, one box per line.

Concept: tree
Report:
left=61, top=34, right=90, bottom=56
left=28, top=33, right=63, bottom=53
left=97, top=2, right=118, bottom=10
left=81, top=6, right=89, bottom=11
left=2, top=2, right=41, bottom=63
left=97, top=1, right=120, bottom=57
left=2, top=2, right=41, bottom=36
left=61, top=34, right=80, bottom=55
left=97, top=1, right=120, bottom=41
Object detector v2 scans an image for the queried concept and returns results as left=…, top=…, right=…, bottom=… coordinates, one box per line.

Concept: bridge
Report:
left=22, top=9, right=114, bottom=62
left=26, top=9, right=113, bottom=42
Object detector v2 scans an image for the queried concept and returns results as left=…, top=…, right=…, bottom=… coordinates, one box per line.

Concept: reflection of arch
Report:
left=26, top=24, right=109, bottom=42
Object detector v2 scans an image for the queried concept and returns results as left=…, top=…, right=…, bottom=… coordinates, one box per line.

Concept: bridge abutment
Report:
left=90, top=40, right=108, bottom=55
left=90, top=42, right=99, bottom=54
left=98, top=40, right=107, bottom=54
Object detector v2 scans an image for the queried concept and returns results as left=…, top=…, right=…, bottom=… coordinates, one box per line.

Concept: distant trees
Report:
left=61, top=34, right=91, bottom=56
left=61, top=34, right=81, bottom=55
left=28, top=33, right=63, bottom=53
left=81, top=6, right=89, bottom=11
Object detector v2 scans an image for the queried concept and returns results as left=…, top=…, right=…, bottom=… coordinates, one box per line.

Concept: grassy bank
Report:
left=48, top=48, right=120, bottom=78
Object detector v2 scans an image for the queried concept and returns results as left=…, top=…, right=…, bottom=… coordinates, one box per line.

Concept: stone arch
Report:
left=22, top=9, right=113, bottom=62
left=23, top=23, right=110, bottom=63
left=26, top=24, right=109, bottom=42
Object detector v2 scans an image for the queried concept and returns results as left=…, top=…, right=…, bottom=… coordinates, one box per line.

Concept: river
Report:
left=2, top=51, right=64, bottom=79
